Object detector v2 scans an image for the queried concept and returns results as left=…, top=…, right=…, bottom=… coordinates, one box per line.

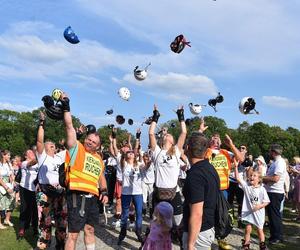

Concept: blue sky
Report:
left=1, top=0, right=300, bottom=145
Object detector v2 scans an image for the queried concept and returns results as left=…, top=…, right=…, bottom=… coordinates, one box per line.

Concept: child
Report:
left=142, top=201, right=173, bottom=250
left=234, top=164, right=270, bottom=250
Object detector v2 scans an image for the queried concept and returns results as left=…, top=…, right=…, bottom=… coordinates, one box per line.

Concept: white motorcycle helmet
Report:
left=118, top=87, right=131, bottom=101
left=134, top=62, right=151, bottom=81
left=189, top=103, right=206, bottom=115
left=239, top=97, right=259, bottom=115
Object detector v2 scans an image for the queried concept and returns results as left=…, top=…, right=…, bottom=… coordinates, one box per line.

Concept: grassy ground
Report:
left=0, top=208, right=37, bottom=250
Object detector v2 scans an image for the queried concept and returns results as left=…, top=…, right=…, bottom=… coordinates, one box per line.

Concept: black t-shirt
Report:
left=183, top=159, right=220, bottom=232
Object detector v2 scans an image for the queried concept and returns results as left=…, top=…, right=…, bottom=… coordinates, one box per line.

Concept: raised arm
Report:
left=176, top=106, right=187, bottom=150
left=234, top=161, right=242, bottom=184
left=36, top=111, right=46, bottom=155
left=198, top=117, right=208, bottom=134
left=111, top=128, right=119, bottom=156
left=61, top=93, right=77, bottom=149
left=134, top=128, right=141, bottom=156
left=149, top=105, right=160, bottom=151
left=224, top=134, right=245, bottom=162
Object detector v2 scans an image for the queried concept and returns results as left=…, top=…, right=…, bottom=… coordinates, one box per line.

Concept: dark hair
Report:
left=187, top=132, right=209, bottom=159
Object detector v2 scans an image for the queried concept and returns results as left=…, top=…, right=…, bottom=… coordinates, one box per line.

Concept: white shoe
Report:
left=128, top=222, right=135, bottom=231
left=3, top=220, right=13, bottom=227
left=112, top=219, right=121, bottom=228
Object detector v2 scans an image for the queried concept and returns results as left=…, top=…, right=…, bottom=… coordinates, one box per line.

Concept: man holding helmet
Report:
left=59, top=92, right=108, bottom=250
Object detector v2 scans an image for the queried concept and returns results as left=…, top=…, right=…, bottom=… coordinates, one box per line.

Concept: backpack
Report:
left=215, top=190, right=233, bottom=240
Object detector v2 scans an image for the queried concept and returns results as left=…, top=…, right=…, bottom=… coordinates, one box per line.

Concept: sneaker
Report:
left=291, top=209, right=297, bottom=213
left=0, top=224, right=7, bottom=229
left=218, top=239, right=232, bottom=250
left=3, top=220, right=13, bottom=227
left=128, top=222, right=135, bottom=231
left=112, top=219, right=121, bottom=228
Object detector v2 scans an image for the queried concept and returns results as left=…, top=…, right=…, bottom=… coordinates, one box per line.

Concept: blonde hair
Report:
left=251, top=170, right=263, bottom=185
left=293, top=156, right=300, bottom=165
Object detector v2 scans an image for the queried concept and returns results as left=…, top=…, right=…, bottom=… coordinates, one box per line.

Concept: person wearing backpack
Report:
left=199, top=118, right=245, bottom=250
left=182, top=131, right=219, bottom=250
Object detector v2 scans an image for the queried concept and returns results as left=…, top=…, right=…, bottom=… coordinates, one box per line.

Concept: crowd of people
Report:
left=0, top=93, right=300, bottom=250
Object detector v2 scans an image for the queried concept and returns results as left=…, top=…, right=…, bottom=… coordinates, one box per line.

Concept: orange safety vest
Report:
left=206, top=148, right=232, bottom=190
left=65, top=142, right=105, bottom=196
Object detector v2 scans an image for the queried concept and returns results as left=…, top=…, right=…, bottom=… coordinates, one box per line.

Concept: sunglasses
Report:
left=239, top=146, right=246, bottom=150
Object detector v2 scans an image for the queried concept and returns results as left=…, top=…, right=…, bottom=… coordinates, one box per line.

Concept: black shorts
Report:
left=67, top=192, right=99, bottom=232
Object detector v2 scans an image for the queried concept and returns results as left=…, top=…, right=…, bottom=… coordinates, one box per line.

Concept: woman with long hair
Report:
left=148, top=105, right=187, bottom=246
left=117, top=135, right=144, bottom=245
left=0, top=150, right=15, bottom=228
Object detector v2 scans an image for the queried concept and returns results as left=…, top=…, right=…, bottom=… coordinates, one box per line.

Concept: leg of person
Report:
left=133, top=194, right=143, bottom=242
left=84, top=196, right=100, bottom=249
left=30, top=190, right=39, bottom=235
left=142, top=182, right=148, bottom=214
left=148, top=183, right=154, bottom=219
left=194, top=227, right=215, bottom=250
left=241, top=224, right=251, bottom=249
left=53, top=195, right=67, bottom=250
left=236, top=186, right=244, bottom=227
left=218, top=189, right=232, bottom=250
left=267, top=192, right=284, bottom=243
left=257, top=227, right=267, bottom=250
left=36, top=192, right=53, bottom=249
left=65, top=193, right=88, bottom=250
left=170, top=191, right=183, bottom=248
left=227, top=181, right=236, bottom=216
left=118, top=194, right=132, bottom=244
left=18, top=186, right=29, bottom=236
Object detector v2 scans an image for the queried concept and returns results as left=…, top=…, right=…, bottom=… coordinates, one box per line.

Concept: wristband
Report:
left=151, top=109, right=160, bottom=123
left=176, top=108, right=185, bottom=122
left=39, top=119, right=45, bottom=128
left=60, top=97, right=70, bottom=112
left=76, top=131, right=83, bottom=140
left=136, top=132, right=141, bottom=140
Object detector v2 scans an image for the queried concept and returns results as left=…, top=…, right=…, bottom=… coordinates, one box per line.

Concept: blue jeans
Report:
left=121, top=194, right=143, bottom=230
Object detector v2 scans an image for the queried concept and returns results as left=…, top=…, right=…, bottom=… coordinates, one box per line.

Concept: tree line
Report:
left=0, top=109, right=299, bottom=162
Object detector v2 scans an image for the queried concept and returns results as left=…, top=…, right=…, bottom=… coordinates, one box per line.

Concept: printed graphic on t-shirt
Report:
left=83, top=153, right=102, bottom=178
left=249, top=188, right=259, bottom=205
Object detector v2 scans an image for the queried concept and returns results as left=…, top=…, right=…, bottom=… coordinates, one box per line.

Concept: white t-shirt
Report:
left=240, top=179, right=270, bottom=229
left=106, top=156, right=117, bottom=169
left=178, top=158, right=190, bottom=180
left=152, top=145, right=181, bottom=188
left=116, top=153, right=123, bottom=181
left=0, top=162, right=12, bottom=177
left=121, top=162, right=143, bottom=195
left=37, top=150, right=66, bottom=186
left=140, top=162, right=155, bottom=184
left=265, top=156, right=286, bottom=194
left=20, top=161, right=38, bottom=191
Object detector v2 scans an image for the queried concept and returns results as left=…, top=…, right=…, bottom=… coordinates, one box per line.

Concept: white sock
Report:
left=86, top=243, right=95, bottom=250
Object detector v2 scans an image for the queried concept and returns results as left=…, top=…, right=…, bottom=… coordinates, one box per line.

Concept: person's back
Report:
left=183, top=159, right=219, bottom=233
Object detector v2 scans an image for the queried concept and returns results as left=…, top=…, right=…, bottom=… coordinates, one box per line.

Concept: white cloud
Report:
left=0, top=102, right=37, bottom=112
left=262, top=96, right=300, bottom=108
left=122, top=72, right=217, bottom=101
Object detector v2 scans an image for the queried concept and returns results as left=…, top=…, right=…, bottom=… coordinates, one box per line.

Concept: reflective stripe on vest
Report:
left=206, top=149, right=231, bottom=190
left=67, top=142, right=104, bottom=196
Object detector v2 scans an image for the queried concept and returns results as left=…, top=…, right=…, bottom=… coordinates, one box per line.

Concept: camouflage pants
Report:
left=36, top=191, right=67, bottom=249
